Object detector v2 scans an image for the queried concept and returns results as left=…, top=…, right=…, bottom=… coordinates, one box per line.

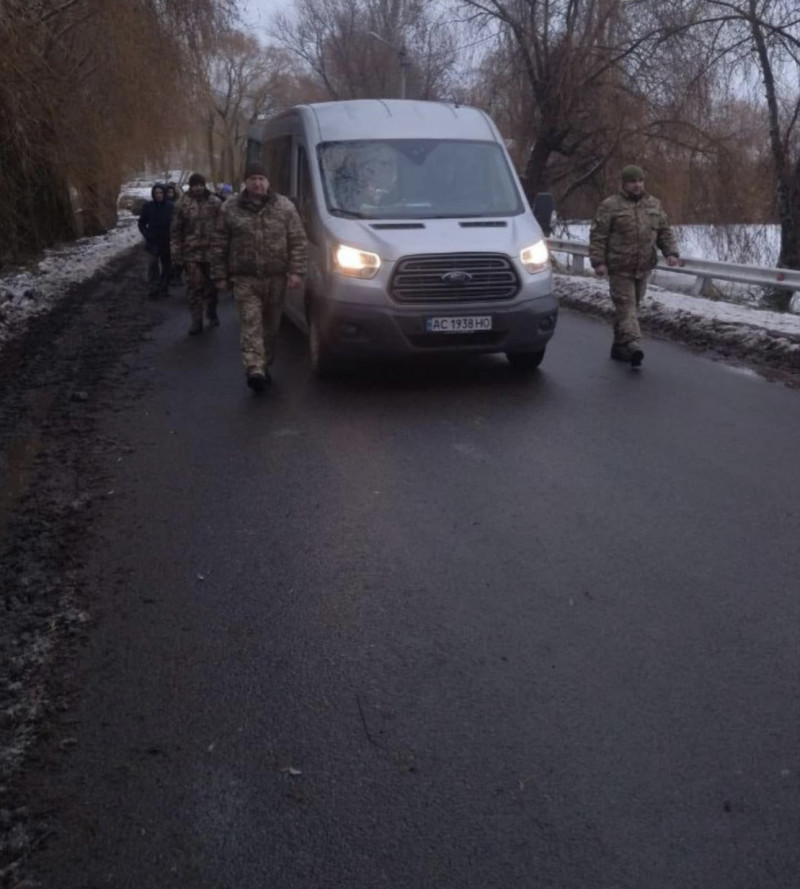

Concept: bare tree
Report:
left=455, top=0, right=672, bottom=199
left=668, top=0, right=800, bottom=293
left=272, top=0, right=458, bottom=101
left=204, top=33, right=296, bottom=184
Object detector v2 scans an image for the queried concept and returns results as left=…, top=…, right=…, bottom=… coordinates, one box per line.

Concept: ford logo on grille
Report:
left=441, top=270, right=473, bottom=285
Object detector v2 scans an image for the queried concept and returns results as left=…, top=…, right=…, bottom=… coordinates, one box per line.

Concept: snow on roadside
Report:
left=0, top=212, right=142, bottom=353
left=556, top=221, right=781, bottom=266
left=555, top=272, right=800, bottom=372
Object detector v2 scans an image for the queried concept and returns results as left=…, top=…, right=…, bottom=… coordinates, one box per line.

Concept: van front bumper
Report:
left=316, top=294, right=559, bottom=358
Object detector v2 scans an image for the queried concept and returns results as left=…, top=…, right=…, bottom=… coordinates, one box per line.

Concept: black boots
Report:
left=246, top=370, right=267, bottom=392
left=610, top=344, right=644, bottom=367
left=206, top=298, right=220, bottom=327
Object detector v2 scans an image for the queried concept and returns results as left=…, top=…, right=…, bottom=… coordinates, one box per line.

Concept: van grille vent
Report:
left=459, top=221, right=508, bottom=228
left=390, top=253, right=519, bottom=303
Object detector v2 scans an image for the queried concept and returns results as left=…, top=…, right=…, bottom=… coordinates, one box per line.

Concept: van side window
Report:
left=261, top=136, right=292, bottom=194
left=297, top=144, right=313, bottom=232
left=271, top=136, right=292, bottom=195
left=246, top=138, right=262, bottom=170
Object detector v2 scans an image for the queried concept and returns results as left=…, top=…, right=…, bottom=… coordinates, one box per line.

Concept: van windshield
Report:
left=318, top=139, right=524, bottom=220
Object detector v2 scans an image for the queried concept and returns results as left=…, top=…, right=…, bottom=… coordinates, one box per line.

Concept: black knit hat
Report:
left=243, top=161, right=268, bottom=180
left=188, top=172, right=206, bottom=187
left=621, top=165, right=645, bottom=183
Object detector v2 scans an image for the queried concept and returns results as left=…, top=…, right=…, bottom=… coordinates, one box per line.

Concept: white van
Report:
left=247, top=100, right=558, bottom=376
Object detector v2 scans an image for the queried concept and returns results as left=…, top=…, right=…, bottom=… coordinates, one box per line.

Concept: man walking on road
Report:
left=164, top=182, right=185, bottom=286
left=210, top=161, right=307, bottom=392
left=589, top=165, right=681, bottom=367
left=170, top=173, right=222, bottom=336
left=137, top=183, right=174, bottom=299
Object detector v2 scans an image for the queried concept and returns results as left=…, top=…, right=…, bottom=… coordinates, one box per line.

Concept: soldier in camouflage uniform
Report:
left=589, top=165, right=681, bottom=367
left=210, top=161, right=307, bottom=391
left=170, top=173, right=222, bottom=335
left=165, top=182, right=185, bottom=286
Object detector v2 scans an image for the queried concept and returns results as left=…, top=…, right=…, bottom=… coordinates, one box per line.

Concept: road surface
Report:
left=4, top=256, right=799, bottom=888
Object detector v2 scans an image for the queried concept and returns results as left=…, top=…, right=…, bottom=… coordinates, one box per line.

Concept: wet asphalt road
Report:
left=33, top=288, right=800, bottom=888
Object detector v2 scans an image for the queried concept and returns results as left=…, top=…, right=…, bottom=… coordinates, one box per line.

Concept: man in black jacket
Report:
left=138, top=183, right=174, bottom=298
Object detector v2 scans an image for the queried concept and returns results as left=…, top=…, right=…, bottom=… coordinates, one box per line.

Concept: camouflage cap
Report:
left=621, top=165, right=645, bottom=182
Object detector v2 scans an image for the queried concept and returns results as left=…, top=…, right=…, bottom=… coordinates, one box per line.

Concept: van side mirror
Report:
left=532, top=192, right=556, bottom=237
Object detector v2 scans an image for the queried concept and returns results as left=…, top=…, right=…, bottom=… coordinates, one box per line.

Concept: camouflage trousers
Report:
left=609, top=274, right=649, bottom=349
left=184, top=261, right=217, bottom=323
left=233, top=275, right=287, bottom=372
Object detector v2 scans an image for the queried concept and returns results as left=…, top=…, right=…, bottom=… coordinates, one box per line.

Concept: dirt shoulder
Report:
left=0, top=249, right=159, bottom=885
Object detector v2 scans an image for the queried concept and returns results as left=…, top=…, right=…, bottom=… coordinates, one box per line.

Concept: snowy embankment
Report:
left=0, top=211, right=142, bottom=352
left=553, top=221, right=800, bottom=373
left=554, top=274, right=800, bottom=372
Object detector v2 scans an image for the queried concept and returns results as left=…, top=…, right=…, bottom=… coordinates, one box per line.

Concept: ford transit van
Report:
left=246, top=100, right=558, bottom=376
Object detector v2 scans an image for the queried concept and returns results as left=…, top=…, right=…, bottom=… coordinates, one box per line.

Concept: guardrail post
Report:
left=691, top=275, right=710, bottom=296
left=571, top=254, right=585, bottom=274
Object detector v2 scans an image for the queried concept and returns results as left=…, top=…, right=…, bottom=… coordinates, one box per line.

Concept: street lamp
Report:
left=368, top=31, right=409, bottom=99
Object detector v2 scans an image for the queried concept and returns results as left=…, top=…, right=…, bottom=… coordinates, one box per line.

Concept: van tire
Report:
left=309, top=311, right=337, bottom=379
left=506, top=348, right=545, bottom=372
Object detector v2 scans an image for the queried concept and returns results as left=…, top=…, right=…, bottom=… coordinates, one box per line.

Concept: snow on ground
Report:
left=556, top=273, right=800, bottom=335
left=0, top=211, right=142, bottom=352
left=555, top=272, right=800, bottom=373
left=557, top=221, right=781, bottom=266
left=120, top=185, right=154, bottom=200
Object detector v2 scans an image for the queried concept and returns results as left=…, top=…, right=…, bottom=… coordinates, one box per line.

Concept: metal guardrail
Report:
left=547, top=237, right=800, bottom=294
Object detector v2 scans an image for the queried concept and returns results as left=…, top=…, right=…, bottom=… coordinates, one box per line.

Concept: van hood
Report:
left=341, top=215, right=544, bottom=263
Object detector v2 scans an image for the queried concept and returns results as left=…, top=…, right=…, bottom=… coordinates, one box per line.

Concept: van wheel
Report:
left=506, top=348, right=545, bottom=372
left=309, top=312, right=337, bottom=379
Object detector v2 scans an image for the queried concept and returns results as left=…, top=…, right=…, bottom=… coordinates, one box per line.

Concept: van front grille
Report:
left=390, top=253, right=519, bottom=303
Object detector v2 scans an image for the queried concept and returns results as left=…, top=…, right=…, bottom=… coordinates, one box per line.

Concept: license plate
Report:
left=426, top=316, right=492, bottom=333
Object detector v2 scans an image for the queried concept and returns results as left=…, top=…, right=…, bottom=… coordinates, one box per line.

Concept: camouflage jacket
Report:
left=209, top=190, right=307, bottom=281
left=170, top=190, right=222, bottom=264
left=589, top=191, right=679, bottom=278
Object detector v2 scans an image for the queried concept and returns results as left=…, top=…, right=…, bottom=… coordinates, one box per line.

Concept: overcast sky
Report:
left=240, top=0, right=292, bottom=36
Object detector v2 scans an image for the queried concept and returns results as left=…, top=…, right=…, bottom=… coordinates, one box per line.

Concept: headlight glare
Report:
left=520, top=240, right=550, bottom=273
left=334, top=244, right=381, bottom=279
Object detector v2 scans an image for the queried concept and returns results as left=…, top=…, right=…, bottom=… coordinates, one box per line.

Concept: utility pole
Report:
left=368, top=31, right=410, bottom=99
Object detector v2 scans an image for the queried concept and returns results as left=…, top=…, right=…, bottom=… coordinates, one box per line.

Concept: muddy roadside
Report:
left=0, top=250, right=160, bottom=886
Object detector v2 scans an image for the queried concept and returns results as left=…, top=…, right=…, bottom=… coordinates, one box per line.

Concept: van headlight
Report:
left=520, top=240, right=550, bottom=273
left=334, top=244, right=381, bottom=279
